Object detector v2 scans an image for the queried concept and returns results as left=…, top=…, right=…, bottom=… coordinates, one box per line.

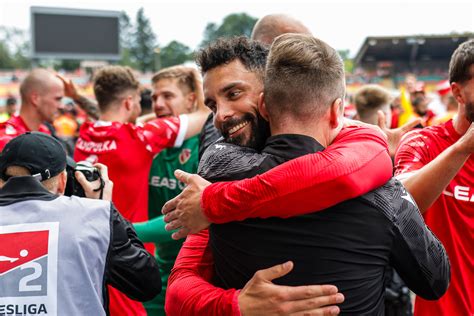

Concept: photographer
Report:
left=0, top=132, right=161, bottom=315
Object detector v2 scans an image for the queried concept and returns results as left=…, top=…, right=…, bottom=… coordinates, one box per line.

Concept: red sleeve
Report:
left=394, top=130, right=430, bottom=177
left=202, top=126, right=393, bottom=223
left=165, top=230, right=241, bottom=316
left=138, top=117, right=182, bottom=154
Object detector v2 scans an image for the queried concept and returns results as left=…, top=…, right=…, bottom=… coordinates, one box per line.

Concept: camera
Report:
left=65, top=158, right=101, bottom=197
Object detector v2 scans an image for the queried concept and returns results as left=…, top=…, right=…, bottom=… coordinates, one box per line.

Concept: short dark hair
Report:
left=195, top=36, right=268, bottom=81
left=449, top=39, right=474, bottom=84
left=265, top=33, right=345, bottom=120
left=93, top=66, right=140, bottom=111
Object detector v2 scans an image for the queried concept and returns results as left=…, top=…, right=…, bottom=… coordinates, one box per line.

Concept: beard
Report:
left=465, top=101, right=474, bottom=123
left=221, top=112, right=270, bottom=150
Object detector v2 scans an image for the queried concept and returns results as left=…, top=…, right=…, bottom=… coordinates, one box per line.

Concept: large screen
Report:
left=31, top=7, right=120, bottom=60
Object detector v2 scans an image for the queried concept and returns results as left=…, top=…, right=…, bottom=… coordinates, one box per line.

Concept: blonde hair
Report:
left=152, top=66, right=199, bottom=95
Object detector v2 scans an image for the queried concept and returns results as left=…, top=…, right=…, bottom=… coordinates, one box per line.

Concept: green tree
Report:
left=159, top=41, right=193, bottom=68
left=0, top=27, right=31, bottom=69
left=0, top=41, right=14, bottom=69
left=119, top=11, right=137, bottom=68
left=200, top=13, right=257, bottom=47
left=338, top=49, right=353, bottom=73
left=131, top=8, right=157, bottom=72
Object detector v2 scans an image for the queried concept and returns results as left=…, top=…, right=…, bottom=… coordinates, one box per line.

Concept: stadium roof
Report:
left=354, top=33, right=474, bottom=68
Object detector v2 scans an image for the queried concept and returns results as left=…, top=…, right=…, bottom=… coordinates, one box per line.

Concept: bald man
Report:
left=0, top=69, right=65, bottom=151
left=251, top=14, right=311, bottom=45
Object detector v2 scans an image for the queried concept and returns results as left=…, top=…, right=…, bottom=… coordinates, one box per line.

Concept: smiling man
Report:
left=133, top=66, right=202, bottom=316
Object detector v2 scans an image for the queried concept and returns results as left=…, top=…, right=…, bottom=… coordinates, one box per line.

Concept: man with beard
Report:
left=163, top=36, right=449, bottom=315
left=394, top=39, right=474, bottom=316
left=197, top=14, right=312, bottom=159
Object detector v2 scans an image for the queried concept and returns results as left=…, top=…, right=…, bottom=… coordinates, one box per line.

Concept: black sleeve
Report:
left=105, top=204, right=161, bottom=302
left=198, top=140, right=274, bottom=182
left=387, top=180, right=450, bottom=300
left=198, top=113, right=222, bottom=161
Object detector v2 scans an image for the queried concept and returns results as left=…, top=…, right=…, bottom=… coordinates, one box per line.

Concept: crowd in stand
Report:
left=0, top=13, right=473, bottom=316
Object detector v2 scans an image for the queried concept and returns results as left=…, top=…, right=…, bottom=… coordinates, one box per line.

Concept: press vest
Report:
left=0, top=195, right=111, bottom=315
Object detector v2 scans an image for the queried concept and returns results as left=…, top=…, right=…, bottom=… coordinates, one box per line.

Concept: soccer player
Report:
left=395, top=39, right=474, bottom=316
left=133, top=66, right=201, bottom=315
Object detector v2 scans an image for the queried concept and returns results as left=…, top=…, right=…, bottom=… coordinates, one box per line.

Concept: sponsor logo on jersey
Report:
left=76, top=138, right=117, bottom=153
left=179, top=149, right=191, bottom=165
left=443, top=185, right=474, bottom=202
left=0, top=223, right=59, bottom=315
left=150, top=176, right=185, bottom=191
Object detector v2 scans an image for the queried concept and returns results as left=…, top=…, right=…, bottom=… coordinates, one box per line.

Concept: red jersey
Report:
left=395, top=119, right=474, bottom=316
left=74, top=116, right=186, bottom=316
left=0, top=115, right=51, bottom=151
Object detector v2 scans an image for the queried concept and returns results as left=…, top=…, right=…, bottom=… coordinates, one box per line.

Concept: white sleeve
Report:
left=174, top=114, right=189, bottom=147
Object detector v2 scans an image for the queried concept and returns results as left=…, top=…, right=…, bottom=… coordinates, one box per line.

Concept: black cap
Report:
left=0, top=132, right=66, bottom=181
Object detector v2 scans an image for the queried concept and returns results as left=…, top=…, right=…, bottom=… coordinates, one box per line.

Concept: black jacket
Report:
left=199, top=134, right=450, bottom=315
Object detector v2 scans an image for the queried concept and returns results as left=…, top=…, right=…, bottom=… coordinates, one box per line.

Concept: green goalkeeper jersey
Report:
left=134, top=135, right=199, bottom=315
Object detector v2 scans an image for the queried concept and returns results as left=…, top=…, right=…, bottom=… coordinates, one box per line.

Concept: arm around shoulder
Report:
left=202, top=126, right=393, bottom=223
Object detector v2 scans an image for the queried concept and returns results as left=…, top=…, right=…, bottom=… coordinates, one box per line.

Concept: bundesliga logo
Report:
left=0, top=223, right=59, bottom=315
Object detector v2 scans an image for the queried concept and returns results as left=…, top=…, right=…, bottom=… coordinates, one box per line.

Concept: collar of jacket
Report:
left=0, top=176, right=58, bottom=205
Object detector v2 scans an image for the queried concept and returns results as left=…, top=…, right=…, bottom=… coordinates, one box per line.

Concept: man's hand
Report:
left=75, top=163, right=113, bottom=201
left=239, top=261, right=344, bottom=316
left=57, top=73, right=100, bottom=120
left=454, top=122, right=474, bottom=155
left=57, top=73, right=79, bottom=100
left=377, top=110, right=422, bottom=157
left=162, top=170, right=211, bottom=239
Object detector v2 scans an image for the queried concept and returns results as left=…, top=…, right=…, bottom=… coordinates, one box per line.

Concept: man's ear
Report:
left=257, top=92, right=269, bottom=121
left=123, top=95, right=133, bottom=112
left=187, top=92, right=197, bottom=112
left=57, top=170, right=68, bottom=195
left=329, top=98, right=344, bottom=128
left=451, top=82, right=464, bottom=105
left=30, top=91, right=40, bottom=107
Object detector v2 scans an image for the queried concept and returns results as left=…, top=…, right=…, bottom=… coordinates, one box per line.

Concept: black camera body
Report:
left=65, top=158, right=100, bottom=197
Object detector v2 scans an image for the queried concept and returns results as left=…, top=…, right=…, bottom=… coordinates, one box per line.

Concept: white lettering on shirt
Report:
left=76, top=139, right=117, bottom=153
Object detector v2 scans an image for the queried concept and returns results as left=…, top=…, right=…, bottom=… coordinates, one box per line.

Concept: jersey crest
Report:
left=179, top=148, right=191, bottom=165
